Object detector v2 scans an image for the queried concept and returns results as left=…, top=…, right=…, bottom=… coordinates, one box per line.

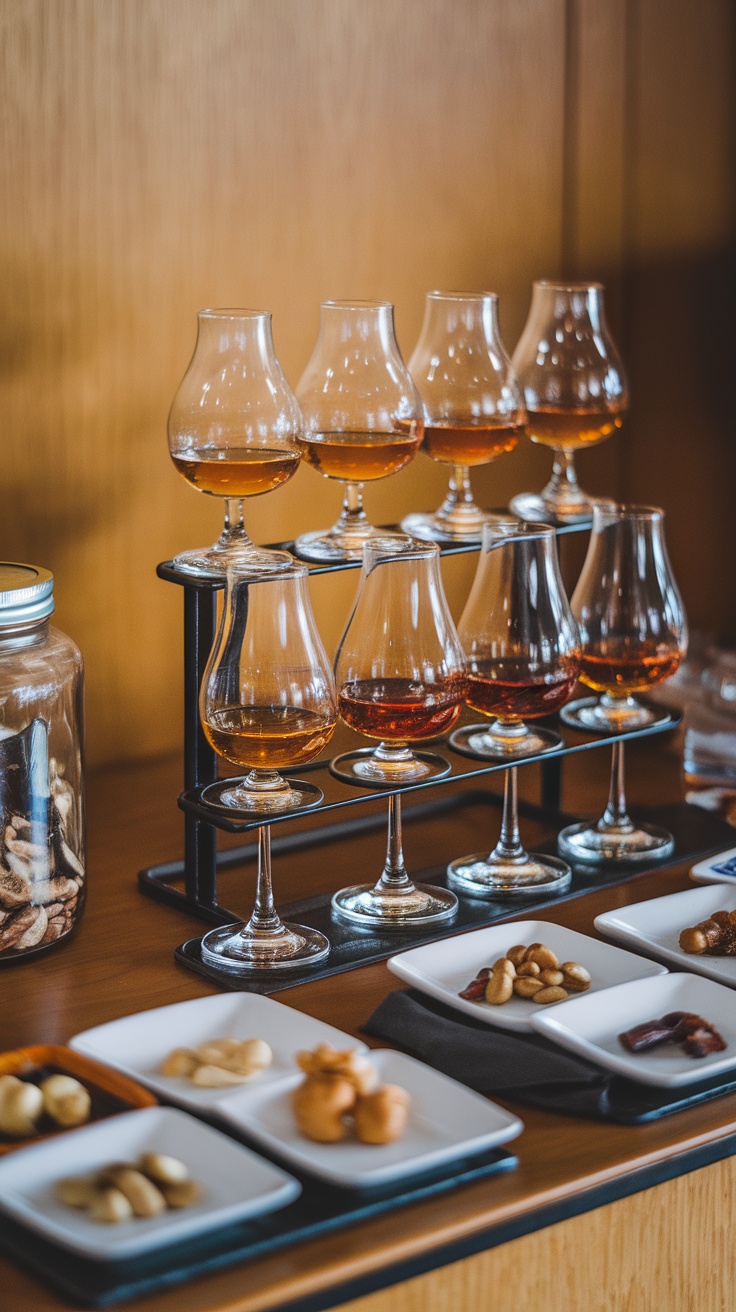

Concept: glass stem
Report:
left=448, top=465, right=474, bottom=506
left=333, top=481, right=370, bottom=532
left=244, top=825, right=285, bottom=938
left=488, top=767, right=527, bottom=861
left=376, top=794, right=414, bottom=893
left=219, top=497, right=251, bottom=546
left=599, top=741, right=635, bottom=834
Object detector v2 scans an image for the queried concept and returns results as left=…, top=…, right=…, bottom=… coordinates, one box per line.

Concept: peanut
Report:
left=492, top=957, right=516, bottom=977
left=539, top=968, right=565, bottom=987
left=532, top=985, right=568, bottom=1004
left=513, top=976, right=544, bottom=998
left=560, top=961, right=591, bottom=992
left=525, top=944, right=559, bottom=970
left=505, top=945, right=528, bottom=967
left=516, top=961, right=541, bottom=977
left=484, top=970, right=514, bottom=1004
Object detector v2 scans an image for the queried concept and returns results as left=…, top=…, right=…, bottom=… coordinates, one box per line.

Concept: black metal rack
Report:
left=138, top=522, right=687, bottom=941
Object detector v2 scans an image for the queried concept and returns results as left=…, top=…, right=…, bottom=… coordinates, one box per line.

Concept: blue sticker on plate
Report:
left=711, top=855, right=736, bottom=877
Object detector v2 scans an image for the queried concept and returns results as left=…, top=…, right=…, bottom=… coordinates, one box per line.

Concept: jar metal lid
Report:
left=0, top=563, right=55, bottom=626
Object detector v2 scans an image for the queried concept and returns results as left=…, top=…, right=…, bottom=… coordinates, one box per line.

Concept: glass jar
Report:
left=0, top=564, right=85, bottom=961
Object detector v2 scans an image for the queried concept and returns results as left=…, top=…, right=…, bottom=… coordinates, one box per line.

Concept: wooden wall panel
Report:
left=0, top=0, right=566, bottom=764
left=0, top=0, right=733, bottom=764
left=337, top=1155, right=736, bottom=1312
left=619, top=0, right=736, bottom=642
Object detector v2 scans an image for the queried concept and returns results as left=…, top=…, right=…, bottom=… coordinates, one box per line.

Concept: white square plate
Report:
left=595, top=885, right=736, bottom=987
left=217, top=1048, right=523, bottom=1188
left=0, top=1106, right=300, bottom=1259
left=691, top=846, right=736, bottom=885
left=529, top=972, right=736, bottom=1087
left=70, top=993, right=367, bottom=1112
left=387, top=921, right=667, bottom=1033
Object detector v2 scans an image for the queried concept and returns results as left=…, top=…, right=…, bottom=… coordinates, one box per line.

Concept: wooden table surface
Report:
left=2, top=740, right=735, bottom=1312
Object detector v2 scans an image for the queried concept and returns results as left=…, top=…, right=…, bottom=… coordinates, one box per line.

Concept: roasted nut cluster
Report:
left=0, top=1073, right=91, bottom=1138
left=679, top=910, right=736, bottom=956
left=56, top=1152, right=202, bottom=1223
left=161, top=1037, right=272, bottom=1087
left=293, top=1044, right=410, bottom=1145
left=460, top=942, right=592, bottom=1007
left=0, top=770, right=85, bottom=955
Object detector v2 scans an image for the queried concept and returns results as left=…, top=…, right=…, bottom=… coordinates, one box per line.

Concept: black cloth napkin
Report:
left=362, top=989, right=736, bottom=1123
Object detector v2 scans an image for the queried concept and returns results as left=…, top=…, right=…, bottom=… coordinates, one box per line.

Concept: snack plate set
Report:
left=6, top=856, right=736, bottom=1301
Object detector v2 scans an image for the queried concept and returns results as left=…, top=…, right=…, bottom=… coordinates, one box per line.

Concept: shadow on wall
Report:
left=621, top=242, right=736, bottom=646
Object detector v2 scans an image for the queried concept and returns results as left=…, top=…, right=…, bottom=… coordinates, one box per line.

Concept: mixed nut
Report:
left=161, top=1037, right=273, bottom=1087
left=460, top=941, right=592, bottom=1006
left=0, top=1073, right=91, bottom=1138
left=56, top=1152, right=202, bottom=1223
left=0, top=767, right=85, bottom=955
left=293, top=1044, right=410, bottom=1145
left=679, top=910, right=736, bottom=956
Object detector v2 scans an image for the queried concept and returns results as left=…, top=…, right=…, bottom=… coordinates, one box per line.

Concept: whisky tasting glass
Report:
left=330, top=535, right=467, bottom=786
left=199, top=558, right=336, bottom=971
left=510, top=281, right=628, bottom=524
left=402, top=291, right=525, bottom=542
left=294, top=301, right=423, bottom=563
left=329, top=536, right=464, bottom=930
left=557, top=504, right=687, bottom=867
left=168, top=309, right=302, bottom=577
left=447, top=521, right=579, bottom=898
left=199, top=557, right=337, bottom=815
left=450, top=520, right=581, bottom=762
left=561, top=503, right=687, bottom=734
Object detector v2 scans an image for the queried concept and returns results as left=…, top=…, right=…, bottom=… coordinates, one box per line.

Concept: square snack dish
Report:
left=691, top=846, right=736, bottom=885
left=0, top=1105, right=300, bottom=1260
left=217, top=1049, right=523, bottom=1189
left=529, top=972, right=736, bottom=1088
left=387, top=921, right=668, bottom=1034
left=0, top=1046, right=157, bottom=1156
left=595, top=885, right=736, bottom=989
left=70, top=993, right=368, bottom=1112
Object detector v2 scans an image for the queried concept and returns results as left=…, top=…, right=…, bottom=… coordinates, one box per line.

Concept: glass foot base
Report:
left=329, top=748, right=452, bottom=787
left=400, top=509, right=490, bottom=544
left=201, top=777, right=324, bottom=815
left=560, top=697, right=673, bottom=734
left=509, top=491, right=592, bottom=527
left=294, top=528, right=376, bottom=564
left=447, top=851, right=572, bottom=897
left=331, top=882, right=458, bottom=928
left=201, top=921, right=331, bottom=972
left=449, top=723, right=564, bottom=761
left=558, top=820, right=675, bottom=866
left=172, top=544, right=295, bottom=579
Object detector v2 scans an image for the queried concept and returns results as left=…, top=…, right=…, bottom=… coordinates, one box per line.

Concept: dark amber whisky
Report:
left=526, top=405, right=625, bottom=451
left=338, top=676, right=466, bottom=741
left=172, top=446, right=301, bottom=496
left=465, top=658, right=579, bottom=720
left=298, top=429, right=421, bottom=482
left=580, top=643, right=682, bottom=695
left=203, top=705, right=336, bottom=769
left=422, top=422, right=520, bottom=467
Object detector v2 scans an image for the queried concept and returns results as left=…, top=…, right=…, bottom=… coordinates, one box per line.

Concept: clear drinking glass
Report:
left=199, top=557, right=337, bottom=972
left=168, top=309, right=302, bottom=577
left=330, top=536, right=467, bottom=786
left=329, top=535, right=464, bottom=928
left=199, top=557, right=337, bottom=816
left=450, top=520, right=580, bottom=762
left=558, top=504, right=688, bottom=867
left=561, top=503, right=687, bottom=733
left=510, top=281, right=628, bottom=524
left=294, top=301, right=423, bottom=563
left=402, top=291, right=525, bottom=542
left=446, top=521, right=579, bottom=898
